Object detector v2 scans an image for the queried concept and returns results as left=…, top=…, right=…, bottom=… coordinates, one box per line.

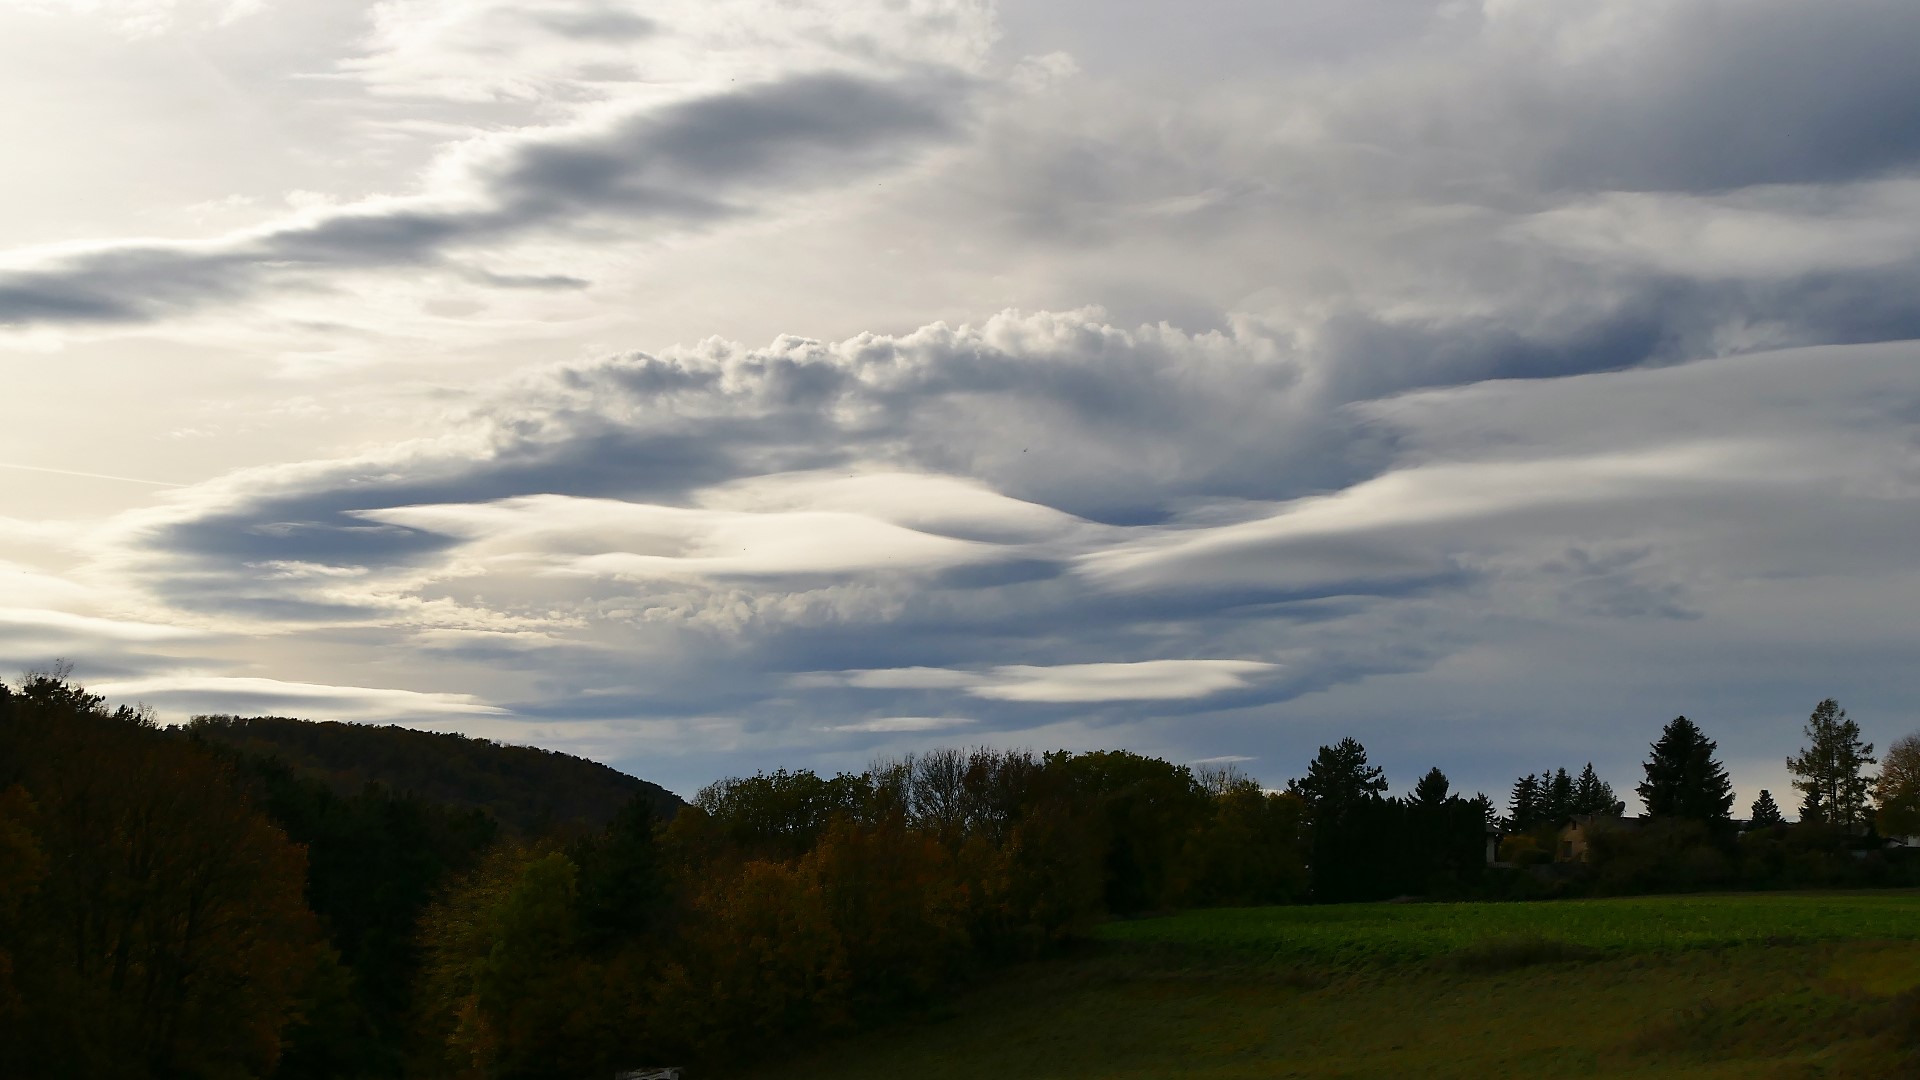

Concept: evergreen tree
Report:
left=1289, top=737, right=1387, bottom=811
left=1572, top=763, right=1618, bottom=816
left=1543, top=767, right=1574, bottom=823
left=1636, top=716, right=1735, bottom=822
left=1506, top=773, right=1541, bottom=830
left=1787, top=698, right=1876, bottom=827
left=1748, top=789, right=1784, bottom=828
left=1412, top=767, right=1450, bottom=810
left=1287, top=738, right=1390, bottom=903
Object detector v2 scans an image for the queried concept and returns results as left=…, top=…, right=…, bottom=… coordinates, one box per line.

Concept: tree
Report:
left=1749, top=789, right=1785, bottom=828
left=1572, top=763, right=1619, bottom=816
left=1875, top=733, right=1920, bottom=838
left=1289, top=738, right=1387, bottom=810
left=0, top=676, right=321, bottom=1078
left=1788, top=698, right=1876, bottom=827
left=1637, top=716, right=1735, bottom=822
left=1288, top=738, right=1390, bottom=902
left=1506, top=773, right=1542, bottom=830
left=1412, top=767, right=1451, bottom=810
left=1542, top=767, right=1574, bottom=822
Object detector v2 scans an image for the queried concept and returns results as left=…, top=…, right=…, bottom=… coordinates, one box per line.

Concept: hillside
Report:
left=187, top=714, right=683, bottom=833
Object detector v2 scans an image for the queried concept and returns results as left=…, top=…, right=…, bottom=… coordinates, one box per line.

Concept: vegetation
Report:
left=188, top=713, right=682, bottom=833
left=737, top=896, right=1920, bottom=1079
left=1637, top=716, right=1736, bottom=822
left=6, top=665, right=1920, bottom=1078
left=1880, top=734, right=1920, bottom=837
left=1789, top=698, right=1878, bottom=827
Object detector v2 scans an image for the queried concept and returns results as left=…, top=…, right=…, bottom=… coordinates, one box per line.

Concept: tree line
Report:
left=4, top=667, right=1918, bottom=1079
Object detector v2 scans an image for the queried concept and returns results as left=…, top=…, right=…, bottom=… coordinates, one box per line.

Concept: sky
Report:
left=2, top=0, right=1917, bottom=809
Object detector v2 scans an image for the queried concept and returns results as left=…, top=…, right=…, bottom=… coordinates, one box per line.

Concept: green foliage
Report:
left=1638, top=716, right=1736, bottom=822
left=695, top=767, right=874, bottom=859
left=1789, top=698, right=1877, bottom=827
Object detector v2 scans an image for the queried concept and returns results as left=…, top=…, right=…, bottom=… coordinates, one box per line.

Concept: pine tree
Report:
left=1289, top=737, right=1387, bottom=811
left=1637, top=716, right=1735, bottom=822
left=1749, top=789, right=1784, bottom=828
left=1572, top=763, right=1618, bottom=816
left=1412, top=766, right=1450, bottom=810
left=1543, top=767, right=1574, bottom=823
left=1507, top=773, right=1541, bottom=830
left=1787, top=698, right=1876, bottom=828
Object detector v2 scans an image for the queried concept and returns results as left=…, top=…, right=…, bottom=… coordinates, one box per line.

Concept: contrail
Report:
left=0, top=462, right=185, bottom=488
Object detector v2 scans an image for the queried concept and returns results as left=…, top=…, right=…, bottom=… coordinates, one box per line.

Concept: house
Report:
left=1554, top=813, right=1639, bottom=863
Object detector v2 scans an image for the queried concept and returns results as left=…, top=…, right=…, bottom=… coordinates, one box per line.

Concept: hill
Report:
left=187, top=714, right=683, bottom=834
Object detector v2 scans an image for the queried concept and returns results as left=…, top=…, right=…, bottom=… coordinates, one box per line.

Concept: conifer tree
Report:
left=1572, top=763, right=1618, bottom=816
left=1412, top=767, right=1450, bottom=810
left=1748, top=789, right=1784, bottom=827
left=1787, top=698, right=1876, bottom=827
left=1506, top=773, right=1541, bottom=830
left=1637, top=716, right=1735, bottom=822
left=1543, top=767, right=1574, bottom=823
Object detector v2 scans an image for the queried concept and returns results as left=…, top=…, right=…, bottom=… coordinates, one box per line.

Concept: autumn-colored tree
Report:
left=0, top=677, right=321, bottom=1079
left=0, top=785, right=46, bottom=1029
left=418, top=847, right=612, bottom=1080
left=1876, top=733, right=1920, bottom=838
left=1187, top=783, right=1308, bottom=906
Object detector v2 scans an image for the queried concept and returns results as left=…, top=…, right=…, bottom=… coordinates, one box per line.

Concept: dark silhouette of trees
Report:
left=1749, top=789, right=1785, bottom=827
left=1877, top=733, right=1920, bottom=837
left=1788, top=699, right=1876, bottom=827
left=188, top=714, right=680, bottom=833
left=1508, top=773, right=1544, bottom=830
left=0, top=672, right=321, bottom=1079
left=1413, top=766, right=1451, bottom=809
left=1637, top=716, right=1735, bottom=823
left=1572, top=764, right=1619, bottom=816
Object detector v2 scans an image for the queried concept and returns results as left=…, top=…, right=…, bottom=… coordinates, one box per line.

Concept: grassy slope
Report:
left=731, top=893, right=1920, bottom=1079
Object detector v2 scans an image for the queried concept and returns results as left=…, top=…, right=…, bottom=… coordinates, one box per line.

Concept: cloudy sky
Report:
left=3, top=0, right=1917, bottom=807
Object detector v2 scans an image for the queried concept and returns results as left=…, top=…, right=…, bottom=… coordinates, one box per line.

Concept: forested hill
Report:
left=187, top=714, right=682, bottom=832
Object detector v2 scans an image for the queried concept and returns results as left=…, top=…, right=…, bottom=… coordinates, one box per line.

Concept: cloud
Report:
left=0, top=70, right=959, bottom=331
left=808, top=660, right=1282, bottom=703
left=820, top=716, right=977, bottom=734
left=13, top=0, right=266, bottom=37
left=90, top=673, right=504, bottom=719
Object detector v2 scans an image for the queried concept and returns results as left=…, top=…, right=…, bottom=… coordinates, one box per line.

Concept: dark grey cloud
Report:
left=0, top=71, right=959, bottom=328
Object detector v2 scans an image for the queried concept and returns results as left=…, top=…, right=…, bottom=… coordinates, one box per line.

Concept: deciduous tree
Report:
left=1875, top=733, right=1920, bottom=837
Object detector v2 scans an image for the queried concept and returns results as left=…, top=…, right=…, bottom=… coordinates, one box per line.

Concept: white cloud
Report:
left=820, top=716, right=978, bottom=733
left=91, top=674, right=504, bottom=719
left=8, top=0, right=266, bottom=37
left=811, top=660, right=1281, bottom=703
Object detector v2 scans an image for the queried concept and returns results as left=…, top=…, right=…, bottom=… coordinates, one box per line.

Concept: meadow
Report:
left=732, top=892, right=1920, bottom=1079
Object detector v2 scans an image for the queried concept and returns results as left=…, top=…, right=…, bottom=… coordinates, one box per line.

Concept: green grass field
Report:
left=730, top=892, right=1920, bottom=1079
